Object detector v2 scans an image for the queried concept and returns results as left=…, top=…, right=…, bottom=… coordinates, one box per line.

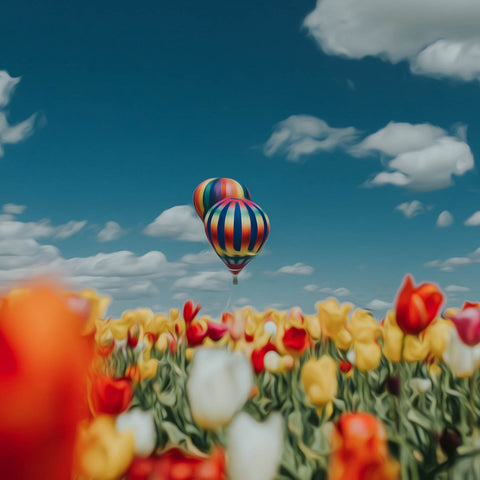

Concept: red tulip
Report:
left=207, top=322, right=229, bottom=341
left=251, top=343, right=277, bottom=374
left=183, top=300, right=201, bottom=324
left=447, top=307, right=480, bottom=346
left=282, top=326, right=308, bottom=355
left=395, top=275, right=443, bottom=335
left=127, top=323, right=141, bottom=348
left=339, top=360, right=352, bottom=374
left=186, top=322, right=208, bottom=347
left=90, top=375, right=133, bottom=415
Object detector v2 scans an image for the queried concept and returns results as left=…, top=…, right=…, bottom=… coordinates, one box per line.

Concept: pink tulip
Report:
left=447, top=307, right=480, bottom=346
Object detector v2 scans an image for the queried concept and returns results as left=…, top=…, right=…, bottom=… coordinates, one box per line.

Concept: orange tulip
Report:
left=395, top=275, right=443, bottom=335
left=329, top=413, right=399, bottom=480
left=0, top=283, right=92, bottom=480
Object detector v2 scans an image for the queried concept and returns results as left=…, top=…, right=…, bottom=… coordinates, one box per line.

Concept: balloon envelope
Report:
left=204, top=198, right=269, bottom=278
left=193, top=178, right=251, bottom=220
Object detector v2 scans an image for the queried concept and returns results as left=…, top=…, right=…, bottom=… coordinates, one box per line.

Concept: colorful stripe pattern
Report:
left=204, top=198, right=269, bottom=276
left=193, top=178, right=251, bottom=220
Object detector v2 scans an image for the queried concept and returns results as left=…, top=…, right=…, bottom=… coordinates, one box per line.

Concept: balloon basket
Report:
left=233, top=276, right=238, bottom=285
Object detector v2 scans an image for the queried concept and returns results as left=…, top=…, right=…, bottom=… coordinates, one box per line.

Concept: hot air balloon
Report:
left=193, top=178, right=251, bottom=220
left=204, top=197, right=269, bottom=284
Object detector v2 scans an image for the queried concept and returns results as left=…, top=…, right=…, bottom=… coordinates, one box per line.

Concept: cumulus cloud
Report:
left=97, top=221, right=126, bottom=242
left=55, top=220, right=87, bottom=239
left=274, top=262, right=314, bottom=275
left=437, top=211, right=454, bottom=227
left=365, top=299, right=392, bottom=311
left=264, top=115, right=359, bottom=161
left=357, top=122, right=473, bottom=191
left=395, top=200, right=424, bottom=218
left=143, top=205, right=205, bottom=242
left=465, top=211, right=480, bottom=226
left=424, top=255, right=473, bottom=272
left=303, top=0, right=480, bottom=82
left=3, top=203, right=26, bottom=215
left=303, top=284, right=318, bottom=293
left=0, top=71, right=39, bottom=157
left=172, top=270, right=251, bottom=291
left=319, top=287, right=352, bottom=297
left=445, top=285, right=471, bottom=293
left=181, top=249, right=218, bottom=265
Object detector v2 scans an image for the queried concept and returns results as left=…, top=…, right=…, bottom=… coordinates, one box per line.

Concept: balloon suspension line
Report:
left=224, top=291, right=233, bottom=313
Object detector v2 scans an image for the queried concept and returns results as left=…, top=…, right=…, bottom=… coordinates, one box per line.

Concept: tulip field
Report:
left=2, top=276, right=480, bottom=480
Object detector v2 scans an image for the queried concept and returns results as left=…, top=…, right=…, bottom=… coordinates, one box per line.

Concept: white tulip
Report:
left=264, top=350, right=281, bottom=372
left=227, top=412, right=284, bottom=480
left=409, top=377, right=432, bottom=394
left=443, top=327, right=480, bottom=378
left=186, top=347, right=254, bottom=430
left=346, top=349, right=356, bottom=365
left=115, top=408, right=157, bottom=456
left=263, top=320, right=277, bottom=338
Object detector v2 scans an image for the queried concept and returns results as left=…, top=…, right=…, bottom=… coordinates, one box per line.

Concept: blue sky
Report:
left=1, top=0, right=480, bottom=318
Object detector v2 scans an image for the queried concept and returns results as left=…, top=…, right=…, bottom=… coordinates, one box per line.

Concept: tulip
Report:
left=207, top=321, right=229, bottom=341
left=328, top=413, right=400, bottom=480
left=251, top=343, right=278, bottom=374
left=90, top=375, right=133, bottom=415
left=317, top=298, right=352, bottom=350
left=395, top=275, right=443, bottom=335
left=183, top=300, right=201, bottom=324
left=403, top=334, right=429, bottom=362
left=439, top=427, right=462, bottom=458
left=0, top=284, right=92, bottom=480
left=227, top=412, right=283, bottom=480
left=349, top=309, right=381, bottom=371
left=74, top=415, right=135, bottom=480
left=282, top=326, right=309, bottom=356
left=116, top=408, right=157, bottom=457
left=339, top=360, right=352, bottom=374
left=186, top=347, right=254, bottom=430
left=443, top=327, right=480, bottom=377
left=447, top=307, right=480, bottom=346
left=301, top=356, right=337, bottom=416
left=382, top=310, right=404, bottom=362
left=186, top=321, right=208, bottom=346
left=423, top=318, right=451, bottom=358
left=409, top=378, right=432, bottom=395
left=138, top=358, right=159, bottom=380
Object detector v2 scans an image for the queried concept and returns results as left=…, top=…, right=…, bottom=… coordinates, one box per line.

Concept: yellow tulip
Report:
left=403, top=335, right=429, bottom=362
left=305, top=314, right=321, bottom=340
left=355, top=342, right=382, bottom=371
left=138, top=358, right=159, bottom=380
left=301, top=356, right=337, bottom=407
left=317, top=299, right=353, bottom=350
left=317, top=298, right=353, bottom=337
left=382, top=310, right=404, bottom=363
left=349, top=309, right=380, bottom=343
left=424, top=318, right=452, bottom=358
left=74, top=415, right=135, bottom=480
left=110, top=321, right=130, bottom=341
left=79, top=289, right=111, bottom=335
left=156, top=332, right=170, bottom=353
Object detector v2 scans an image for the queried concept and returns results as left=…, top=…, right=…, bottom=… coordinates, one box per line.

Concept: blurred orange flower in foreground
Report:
left=328, top=413, right=400, bottom=480
left=0, top=282, right=92, bottom=480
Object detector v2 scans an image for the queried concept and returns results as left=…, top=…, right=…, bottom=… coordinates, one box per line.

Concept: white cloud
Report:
left=0, top=71, right=20, bottom=108
left=303, top=284, right=318, bottom=293
left=55, top=220, right=87, bottom=239
left=0, top=71, right=39, bottom=157
left=172, top=270, right=251, bottom=291
left=303, top=0, right=480, bottom=82
left=365, top=299, right=392, bottom=311
left=437, top=211, right=454, bottom=227
left=275, top=262, right=314, bottom=275
left=3, top=203, right=26, bottom=215
left=357, top=123, right=473, bottom=191
left=395, top=200, right=424, bottom=218
left=264, top=115, right=359, bottom=161
left=97, top=221, right=126, bottom=242
left=424, top=255, right=472, bottom=272
left=143, top=205, right=205, bottom=242
left=0, top=217, right=86, bottom=240
left=181, top=249, right=218, bottom=265
left=319, top=287, right=352, bottom=297
left=465, top=211, right=480, bottom=226
left=445, top=285, right=471, bottom=293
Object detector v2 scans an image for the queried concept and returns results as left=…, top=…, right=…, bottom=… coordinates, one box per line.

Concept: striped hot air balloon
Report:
left=193, top=178, right=251, bottom=220
left=204, top=198, right=269, bottom=284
